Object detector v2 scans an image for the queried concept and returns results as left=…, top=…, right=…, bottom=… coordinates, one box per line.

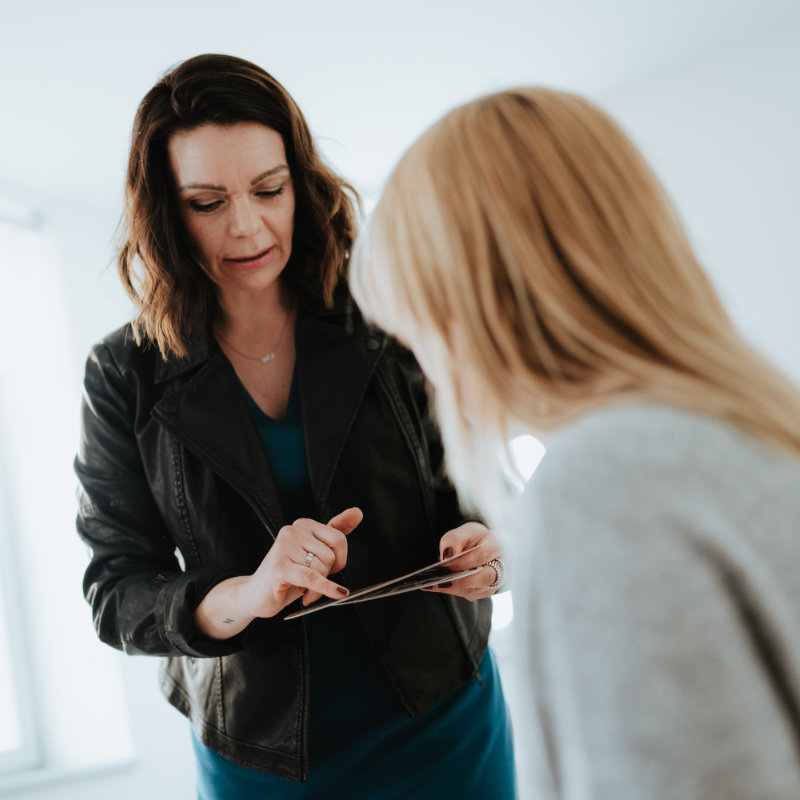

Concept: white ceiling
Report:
left=2, top=0, right=799, bottom=210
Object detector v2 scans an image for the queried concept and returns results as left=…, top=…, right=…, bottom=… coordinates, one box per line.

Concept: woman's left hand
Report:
left=423, top=522, right=504, bottom=599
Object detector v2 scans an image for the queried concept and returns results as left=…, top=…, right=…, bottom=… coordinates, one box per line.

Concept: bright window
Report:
left=0, top=217, right=44, bottom=777
left=0, top=566, right=38, bottom=776
left=0, top=210, right=134, bottom=791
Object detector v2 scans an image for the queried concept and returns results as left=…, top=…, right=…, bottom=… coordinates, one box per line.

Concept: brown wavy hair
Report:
left=118, top=53, right=360, bottom=359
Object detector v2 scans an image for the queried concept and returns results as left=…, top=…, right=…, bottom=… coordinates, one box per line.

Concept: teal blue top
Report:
left=192, top=375, right=516, bottom=799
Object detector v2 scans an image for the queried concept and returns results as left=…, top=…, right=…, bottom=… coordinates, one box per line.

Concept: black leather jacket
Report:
left=75, top=298, right=492, bottom=780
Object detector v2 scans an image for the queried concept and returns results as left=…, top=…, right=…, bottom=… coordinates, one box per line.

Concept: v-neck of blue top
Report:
left=240, top=372, right=314, bottom=522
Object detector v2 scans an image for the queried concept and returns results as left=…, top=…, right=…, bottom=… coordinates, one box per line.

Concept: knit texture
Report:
left=511, top=404, right=800, bottom=800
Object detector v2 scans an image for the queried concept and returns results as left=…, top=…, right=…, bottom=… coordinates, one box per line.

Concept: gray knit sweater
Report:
left=510, top=404, right=800, bottom=800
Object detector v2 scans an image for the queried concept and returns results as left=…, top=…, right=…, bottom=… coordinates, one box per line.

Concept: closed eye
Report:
left=186, top=184, right=285, bottom=213
left=189, top=199, right=223, bottom=213
left=256, top=187, right=284, bottom=200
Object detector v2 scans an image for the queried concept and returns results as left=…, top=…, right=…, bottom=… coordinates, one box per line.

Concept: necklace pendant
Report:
left=260, top=352, right=276, bottom=364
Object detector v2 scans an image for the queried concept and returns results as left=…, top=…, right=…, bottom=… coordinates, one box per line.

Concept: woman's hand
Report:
left=423, top=522, right=504, bottom=600
left=194, top=507, right=362, bottom=639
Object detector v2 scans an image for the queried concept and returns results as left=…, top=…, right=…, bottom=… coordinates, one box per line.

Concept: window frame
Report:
left=0, top=208, right=49, bottom=778
left=0, top=425, right=42, bottom=776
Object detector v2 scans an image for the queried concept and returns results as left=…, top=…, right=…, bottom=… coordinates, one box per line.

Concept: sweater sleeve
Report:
left=514, top=421, right=800, bottom=800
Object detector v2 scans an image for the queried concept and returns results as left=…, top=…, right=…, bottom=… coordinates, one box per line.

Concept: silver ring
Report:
left=302, top=551, right=316, bottom=568
left=486, top=557, right=504, bottom=591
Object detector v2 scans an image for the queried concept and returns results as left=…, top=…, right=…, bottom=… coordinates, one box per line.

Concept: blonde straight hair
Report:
left=351, top=87, right=800, bottom=516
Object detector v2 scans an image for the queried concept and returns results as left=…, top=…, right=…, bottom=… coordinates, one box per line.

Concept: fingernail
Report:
left=443, top=547, right=455, bottom=559
left=437, top=581, right=453, bottom=589
left=337, top=586, right=349, bottom=596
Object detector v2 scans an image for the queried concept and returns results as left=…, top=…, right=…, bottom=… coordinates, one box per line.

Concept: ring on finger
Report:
left=302, top=550, right=316, bottom=569
left=485, top=557, right=505, bottom=591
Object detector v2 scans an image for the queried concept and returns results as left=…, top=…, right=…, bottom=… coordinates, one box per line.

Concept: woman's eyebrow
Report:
left=250, top=165, right=289, bottom=185
left=179, top=181, right=225, bottom=192
left=179, top=165, right=290, bottom=192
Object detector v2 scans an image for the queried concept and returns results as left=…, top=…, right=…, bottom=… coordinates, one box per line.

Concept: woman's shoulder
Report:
left=312, top=287, right=424, bottom=374
left=87, top=321, right=213, bottom=379
left=521, top=402, right=800, bottom=544
left=539, top=402, right=797, bottom=485
left=84, top=322, right=183, bottom=394
left=86, top=322, right=151, bottom=373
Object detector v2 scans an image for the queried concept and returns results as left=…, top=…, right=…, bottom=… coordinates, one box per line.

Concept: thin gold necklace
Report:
left=215, top=311, right=293, bottom=365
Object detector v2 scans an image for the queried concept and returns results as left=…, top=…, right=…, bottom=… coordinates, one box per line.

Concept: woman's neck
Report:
left=215, top=282, right=297, bottom=348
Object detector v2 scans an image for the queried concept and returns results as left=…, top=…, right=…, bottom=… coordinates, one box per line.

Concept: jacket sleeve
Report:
left=75, top=342, right=241, bottom=658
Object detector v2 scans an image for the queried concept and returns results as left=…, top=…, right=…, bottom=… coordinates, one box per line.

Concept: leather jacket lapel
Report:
left=149, top=308, right=386, bottom=532
left=152, top=352, right=285, bottom=537
left=296, top=316, right=386, bottom=511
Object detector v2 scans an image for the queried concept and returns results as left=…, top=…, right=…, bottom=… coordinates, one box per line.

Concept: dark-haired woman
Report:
left=74, top=54, right=516, bottom=799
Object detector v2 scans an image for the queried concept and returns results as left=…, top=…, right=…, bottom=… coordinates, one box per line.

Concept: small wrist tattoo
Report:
left=223, top=618, right=235, bottom=624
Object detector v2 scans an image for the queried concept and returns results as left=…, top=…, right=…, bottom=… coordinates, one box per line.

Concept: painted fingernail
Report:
left=337, top=587, right=349, bottom=595
left=437, top=581, right=453, bottom=589
left=443, top=547, right=455, bottom=559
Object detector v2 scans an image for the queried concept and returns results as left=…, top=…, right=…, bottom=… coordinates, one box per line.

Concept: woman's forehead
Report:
left=168, top=123, right=288, bottom=187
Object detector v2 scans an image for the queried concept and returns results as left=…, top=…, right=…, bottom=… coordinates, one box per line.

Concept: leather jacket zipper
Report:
left=227, top=474, right=312, bottom=779
left=301, top=623, right=311, bottom=780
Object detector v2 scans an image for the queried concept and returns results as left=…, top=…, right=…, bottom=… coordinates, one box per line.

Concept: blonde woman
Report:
left=351, top=87, right=800, bottom=800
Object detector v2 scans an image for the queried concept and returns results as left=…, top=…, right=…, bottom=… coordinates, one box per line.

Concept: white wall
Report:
left=599, top=23, right=800, bottom=383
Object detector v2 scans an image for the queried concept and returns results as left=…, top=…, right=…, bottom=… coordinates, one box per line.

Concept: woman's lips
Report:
left=223, top=246, right=275, bottom=270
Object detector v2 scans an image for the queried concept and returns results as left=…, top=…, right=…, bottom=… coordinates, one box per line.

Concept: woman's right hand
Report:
left=194, top=506, right=362, bottom=639
left=248, top=506, right=362, bottom=614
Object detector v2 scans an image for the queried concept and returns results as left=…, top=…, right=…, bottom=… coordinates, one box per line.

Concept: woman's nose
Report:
left=228, top=197, right=262, bottom=237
